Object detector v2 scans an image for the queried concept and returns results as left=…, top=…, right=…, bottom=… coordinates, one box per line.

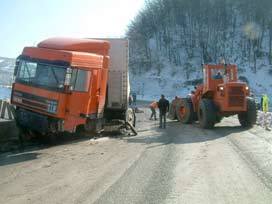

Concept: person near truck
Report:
left=262, top=94, right=270, bottom=130
left=129, top=95, right=133, bottom=106
left=260, top=96, right=263, bottom=111
left=158, top=94, right=170, bottom=129
left=221, top=57, right=229, bottom=83
left=132, top=93, right=137, bottom=106
left=149, top=101, right=158, bottom=120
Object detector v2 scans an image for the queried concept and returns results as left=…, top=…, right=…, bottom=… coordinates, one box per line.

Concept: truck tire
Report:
left=176, top=98, right=194, bottom=124
left=198, top=99, right=216, bottom=129
left=216, top=115, right=223, bottom=123
left=238, top=97, right=257, bottom=127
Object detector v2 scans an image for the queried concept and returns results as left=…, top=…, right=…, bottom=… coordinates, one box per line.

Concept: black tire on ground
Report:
left=37, top=132, right=57, bottom=145
left=238, top=97, right=257, bottom=127
left=216, top=115, right=223, bottom=123
left=85, top=119, right=97, bottom=134
left=198, top=99, right=216, bottom=129
left=176, top=98, right=195, bottom=124
left=192, top=112, right=198, bottom=121
left=167, top=103, right=177, bottom=120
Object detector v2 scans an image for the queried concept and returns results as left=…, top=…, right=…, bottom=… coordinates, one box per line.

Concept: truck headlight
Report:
left=219, top=87, right=224, bottom=91
left=13, top=96, right=22, bottom=103
left=245, top=86, right=249, bottom=90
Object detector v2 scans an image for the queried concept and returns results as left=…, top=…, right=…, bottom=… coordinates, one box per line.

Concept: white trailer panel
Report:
left=101, top=38, right=129, bottom=110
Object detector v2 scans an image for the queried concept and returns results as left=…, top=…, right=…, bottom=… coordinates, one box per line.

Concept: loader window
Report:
left=212, top=69, right=223, bottom=80
left=72, top=69, right=91, bottom=92
left=229, top=69, right=234, bottom=81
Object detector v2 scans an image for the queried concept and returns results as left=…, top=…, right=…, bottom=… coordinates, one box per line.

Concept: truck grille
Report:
left=228, top=86, right=245, bottom=107
left=13, top=91, right=58, bottom=114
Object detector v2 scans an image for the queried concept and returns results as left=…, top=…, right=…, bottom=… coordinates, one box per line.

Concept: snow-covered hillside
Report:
left=0, top=56, right=15, bottom=87
left=130, top=50, right=272, bottom=103
left=127, top=0, right=272, bottom=104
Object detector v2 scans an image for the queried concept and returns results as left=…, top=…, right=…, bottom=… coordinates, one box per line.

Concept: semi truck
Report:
left=11, top=37, right=135, bottom=140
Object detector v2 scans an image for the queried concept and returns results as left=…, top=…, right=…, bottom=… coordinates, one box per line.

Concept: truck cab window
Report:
left=72, top=69, right=91, bottom=92
left=17, top=61, right=37, bottom=82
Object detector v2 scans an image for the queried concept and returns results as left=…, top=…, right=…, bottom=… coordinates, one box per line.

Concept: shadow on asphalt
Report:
left=126, top=120, right=250, bottom=148
left=0, top=133, right=93, bottom=164
left=0, top=152, right=42, bottom=166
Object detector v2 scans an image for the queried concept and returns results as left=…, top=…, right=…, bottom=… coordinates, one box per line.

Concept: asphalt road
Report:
left=1, top=104, right=272, bottom=204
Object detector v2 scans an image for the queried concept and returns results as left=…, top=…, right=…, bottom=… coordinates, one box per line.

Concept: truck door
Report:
left=68, top=69, right=92, bottom=118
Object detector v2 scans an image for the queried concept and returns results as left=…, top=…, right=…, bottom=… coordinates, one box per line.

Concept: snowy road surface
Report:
left=0, top=104, right=272, bottom=204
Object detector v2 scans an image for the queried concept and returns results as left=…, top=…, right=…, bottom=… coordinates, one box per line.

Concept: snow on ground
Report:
left=257, top=111, right=272, bottom=130
left=131, top=62, right=272, bottom=103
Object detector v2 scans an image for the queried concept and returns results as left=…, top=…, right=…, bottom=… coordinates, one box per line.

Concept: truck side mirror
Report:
left=14, top=59, right=20, bottom=77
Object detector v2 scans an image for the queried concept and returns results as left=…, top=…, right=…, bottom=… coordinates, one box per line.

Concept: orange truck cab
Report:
left=11, top=38, right=134, bottom=135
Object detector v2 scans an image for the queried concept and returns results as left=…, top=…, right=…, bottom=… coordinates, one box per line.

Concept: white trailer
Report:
left=96, top=38, right=135, bottom=132
left=103, top=38, right=130, bottom=110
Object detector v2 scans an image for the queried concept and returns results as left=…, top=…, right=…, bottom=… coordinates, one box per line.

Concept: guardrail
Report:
left=0, top=100, right=19, bottom=152
left=0, top=100, right=15, bottom=120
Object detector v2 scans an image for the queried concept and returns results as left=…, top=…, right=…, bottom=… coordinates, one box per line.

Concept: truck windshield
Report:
left=16, top=60, right=66, bottom=91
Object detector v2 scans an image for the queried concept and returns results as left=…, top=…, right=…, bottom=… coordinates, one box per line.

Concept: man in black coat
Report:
left=158, top=94, right=170, bottom=128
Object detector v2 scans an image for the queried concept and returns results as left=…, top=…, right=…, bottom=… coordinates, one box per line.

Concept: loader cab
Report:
left=203, top=64, right=237, bottom=94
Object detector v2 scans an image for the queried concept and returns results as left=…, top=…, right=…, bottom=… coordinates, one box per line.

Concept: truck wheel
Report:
left=176, top=98, right=194, bottom=124
left=238, top=97, right=257, bottom=127
left=126, top=108, right=136, bottom=127
left=85, top=119, right=97, bottom=134
left=198, top=99, right=216, bottom=129
left=216, top=115, right=223, bottom=123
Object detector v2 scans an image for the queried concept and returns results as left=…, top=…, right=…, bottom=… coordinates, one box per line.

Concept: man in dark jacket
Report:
left=158, top=94, right=170, bottom=128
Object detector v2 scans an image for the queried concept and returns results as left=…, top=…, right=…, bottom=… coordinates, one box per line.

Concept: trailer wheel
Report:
left=238, top=97, right=257, bottom=127
left=176, top=98, right=194, bottom=124
left=126, top=108, right=136, bottom=127
left=198, top=99, right=216, bottom=129
left=216, top=115, right=223, bottom=123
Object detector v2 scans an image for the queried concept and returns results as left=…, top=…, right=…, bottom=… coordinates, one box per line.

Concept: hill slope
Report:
left=0, top=56, right=15, bottom=87
left=127, top=0, right=272, bottom=101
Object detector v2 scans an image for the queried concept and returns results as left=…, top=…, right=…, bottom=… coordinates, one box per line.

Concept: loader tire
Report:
left=198, top=99, right=216, bottom=129
left=238, top=97, right=257, bottom=127
left=168, top=103, right=177, bottom=120
left=176, top=98, right=194, bottom=124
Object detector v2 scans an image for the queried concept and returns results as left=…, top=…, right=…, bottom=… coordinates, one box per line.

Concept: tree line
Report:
left=127, top=0, right=272, bottom=75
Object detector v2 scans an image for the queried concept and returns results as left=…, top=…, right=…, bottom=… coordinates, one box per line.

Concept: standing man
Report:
left=262, top=94, right=270, bottom=130
left=158, top=94, right=170, bottom=129
left=260, top=95, right=264, bottom=111
left=132, top=93, right=137, bottom=106
left=129, top=95, right=133, bottom=106
left=149, top=101, right=158, bottom=120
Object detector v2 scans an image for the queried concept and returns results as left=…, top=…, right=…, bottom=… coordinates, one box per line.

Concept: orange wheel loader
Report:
left=169, top=63, right=257, bottom=129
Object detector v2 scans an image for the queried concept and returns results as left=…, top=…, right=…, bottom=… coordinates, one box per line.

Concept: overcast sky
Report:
left=0, top=0, right=145, bottom=58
